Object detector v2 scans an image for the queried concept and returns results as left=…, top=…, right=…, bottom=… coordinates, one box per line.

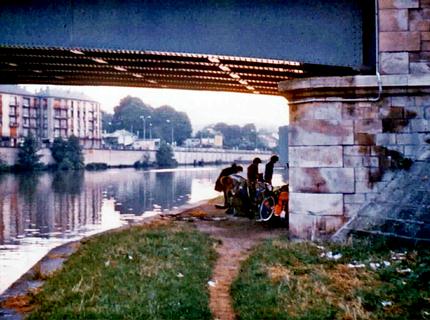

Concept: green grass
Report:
left=28, top=223, right=217, bottom=320
left=231, top=238, right=430, bottom=320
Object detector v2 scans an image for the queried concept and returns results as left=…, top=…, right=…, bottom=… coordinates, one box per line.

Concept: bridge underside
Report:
left=0, top=46, right=356, bottom=95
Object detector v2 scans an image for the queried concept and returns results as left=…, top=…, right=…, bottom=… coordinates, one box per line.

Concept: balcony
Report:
left=9, top=123, right=18, bottom=128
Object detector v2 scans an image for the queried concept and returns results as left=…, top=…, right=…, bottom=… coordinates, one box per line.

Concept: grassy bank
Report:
left=232, top=238, right=430, bottom=320
left=27, top=222, right=217, bottom=319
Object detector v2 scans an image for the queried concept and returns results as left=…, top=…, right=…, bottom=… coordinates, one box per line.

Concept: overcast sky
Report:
left=24, top=85, right=289, bottom=132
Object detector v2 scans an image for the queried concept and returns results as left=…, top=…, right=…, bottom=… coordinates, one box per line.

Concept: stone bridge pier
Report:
left=278, top=0, right=430, bottom=240
left=279, top=75, right=430, bottom=239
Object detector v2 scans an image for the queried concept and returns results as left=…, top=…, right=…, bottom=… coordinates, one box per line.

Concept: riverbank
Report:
left=0, top=146, right=272, bottom=167
left=3, top=198, right=427, bottom=319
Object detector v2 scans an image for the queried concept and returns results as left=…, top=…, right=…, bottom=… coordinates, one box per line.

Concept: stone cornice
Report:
left=278, top=74, right=430, bottom=101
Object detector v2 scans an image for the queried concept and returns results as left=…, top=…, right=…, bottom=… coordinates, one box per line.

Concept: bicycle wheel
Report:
left=258, top=196, right=275, bottom=222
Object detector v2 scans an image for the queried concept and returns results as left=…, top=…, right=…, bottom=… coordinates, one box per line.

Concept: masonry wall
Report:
left=379, top=0, right=430, bottom=75
left=280, top=76, right=430, bottom=238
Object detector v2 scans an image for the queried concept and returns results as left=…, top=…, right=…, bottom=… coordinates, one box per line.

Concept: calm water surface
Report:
left=0, top=166, right=288, bottom=294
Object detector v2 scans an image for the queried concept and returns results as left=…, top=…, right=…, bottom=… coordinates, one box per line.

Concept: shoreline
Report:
left=0, top=197, right=218, bottom=308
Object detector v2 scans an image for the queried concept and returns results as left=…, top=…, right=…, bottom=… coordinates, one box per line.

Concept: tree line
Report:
left=102, top=96, right=192, bottom=145
left=103, top=95, right=270, bottom=150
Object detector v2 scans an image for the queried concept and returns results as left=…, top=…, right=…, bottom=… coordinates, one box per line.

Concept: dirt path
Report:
left=177, top=202, right=287, bottom=320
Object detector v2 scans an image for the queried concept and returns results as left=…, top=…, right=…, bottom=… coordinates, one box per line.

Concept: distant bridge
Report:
left=0, top=0, right=374, bottom=95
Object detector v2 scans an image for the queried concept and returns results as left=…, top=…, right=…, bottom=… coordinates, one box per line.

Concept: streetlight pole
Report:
left=140, top=115, right=151, bottom=140
left=166, top=119, right=174, bottom=145
left=149, top=123, right=152, bottom=139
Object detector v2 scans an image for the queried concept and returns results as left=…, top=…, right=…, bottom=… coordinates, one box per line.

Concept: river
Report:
left=0, top=166, right=288, bottom=294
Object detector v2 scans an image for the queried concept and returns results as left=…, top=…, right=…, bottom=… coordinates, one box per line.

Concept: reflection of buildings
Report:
left=0, top=168, right=221, bottom=246
left=0, top=173, right=103, bottom=245
left=0, top=85, right=102, bottom=148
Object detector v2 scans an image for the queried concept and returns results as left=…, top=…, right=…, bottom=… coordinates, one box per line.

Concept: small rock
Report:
left=347, top=263, right=365, bottom=268
left=208, top=280, right=216, bottom=287
left=381, top=301, right=392, bottom=307
left=177, top=273, right=184, bottom=278
left=396, top=268, right=412, bottom=274
left=369, top=262, right=381, bottom=271
left=39, top=258, right=65, bottom=277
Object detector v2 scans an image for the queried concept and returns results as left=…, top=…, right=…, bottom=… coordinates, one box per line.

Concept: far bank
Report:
left=0, top=146, right=272, bottom=167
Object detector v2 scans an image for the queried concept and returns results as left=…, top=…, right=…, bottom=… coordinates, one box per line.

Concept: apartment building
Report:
left=0, top=85, right=102, bottom=148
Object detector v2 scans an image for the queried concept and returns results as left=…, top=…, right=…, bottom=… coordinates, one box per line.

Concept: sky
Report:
left=24, top=85, right=289, bottom=132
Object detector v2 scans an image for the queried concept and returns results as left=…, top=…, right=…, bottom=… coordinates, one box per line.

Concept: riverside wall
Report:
left=0, top=147, right=272, bottom=166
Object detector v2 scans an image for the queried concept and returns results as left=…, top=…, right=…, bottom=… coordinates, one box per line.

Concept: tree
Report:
left=156, top=141, right=177, bottom=168
left=17, top=133, right=43, bottom=171
left=50, top=135, right=84, bottom=170
left=66, top=135, right=85, bottom=169
left=50, top=137, right=68, bottom=164
left=152, top=105, right=192, bottom=145
left=213, top=122, right=242, bottom=149
left=101, top=111, right=114, bottom=133
left=111, top=96, right=153, bottom=137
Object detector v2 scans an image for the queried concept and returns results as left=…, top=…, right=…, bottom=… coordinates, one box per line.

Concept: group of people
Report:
left=214, top=155, right=279, bottom=213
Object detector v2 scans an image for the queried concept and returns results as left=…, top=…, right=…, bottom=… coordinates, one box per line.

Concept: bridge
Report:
left=1, top=0, right=429, bottom=241
left=0, top=0, right=372, bottom=95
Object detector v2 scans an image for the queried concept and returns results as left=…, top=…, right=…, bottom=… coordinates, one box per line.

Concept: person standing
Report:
left=247, top=157, right=261, bottom=184
left=264, top=155, right=279, bottom=185
left=247, top=157, right=262, bottom=215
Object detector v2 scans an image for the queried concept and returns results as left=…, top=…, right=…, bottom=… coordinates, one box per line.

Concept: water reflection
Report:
left=0, top=166, right=288, bottom=294
left=0, top=167, right=222, bottom=293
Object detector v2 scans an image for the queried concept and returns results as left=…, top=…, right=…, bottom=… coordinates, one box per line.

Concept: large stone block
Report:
left=355, top=119, right=383, bottom=134
left=289, top=192, right=344, bottom=215
left=379, top=32, right=420, bottom=51
left=410, top=62, right=430, bottom=74
left=343, top=155, right=364, bottom=167
left=289, top=146, right=343, bottom=167
left=290, top=103, right=343, bottom=121
left=380, top=9, right=408, bottom=31
left=344, top=193, right=366, bottom=204
left=376, top=133, right=397, bottom=145
left=409, top=9, right=430, bottom=31
left=344, top=146, right=370, bottom=156
left=425, top=106, right=430, bottom=119
left=312, top=103, right=343, bottom=120
left=289, top=104, right=315, bottom=122
left=379, top=0, right=419, bottom=9
left=380, top=52, right=409, bottom=74
left=396, top=132, right=421, bottom=144
left=410, top=119, right=430, bottom=132
left=344, top=203, right=362, bottom=218
left=288, top=214, right=345, bottom=240
left=289, top=120, right=354, bottom=146
left=290, top=168, right=354, bottom=193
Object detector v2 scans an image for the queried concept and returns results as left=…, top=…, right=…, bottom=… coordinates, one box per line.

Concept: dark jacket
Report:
left=215, top=166, right=238, bottom=191
left=264, top=162, right=275, bottom=184
left=247, top=163, right=259, bottom=183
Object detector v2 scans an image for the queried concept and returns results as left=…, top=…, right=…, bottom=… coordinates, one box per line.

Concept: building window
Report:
left=23, top=97, right=30, bottom=107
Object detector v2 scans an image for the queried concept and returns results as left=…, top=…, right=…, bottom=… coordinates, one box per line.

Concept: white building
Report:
left=0, top=85, right=102, bottom=148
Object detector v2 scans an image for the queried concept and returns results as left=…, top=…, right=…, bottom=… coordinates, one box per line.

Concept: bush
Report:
left=0, top=157, right=10, bottom=172
left=86, top=162, right=108, bottom=170
left=16, top=133, right=43, bottom=171
left=156, top=142, right=178, bottom=168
